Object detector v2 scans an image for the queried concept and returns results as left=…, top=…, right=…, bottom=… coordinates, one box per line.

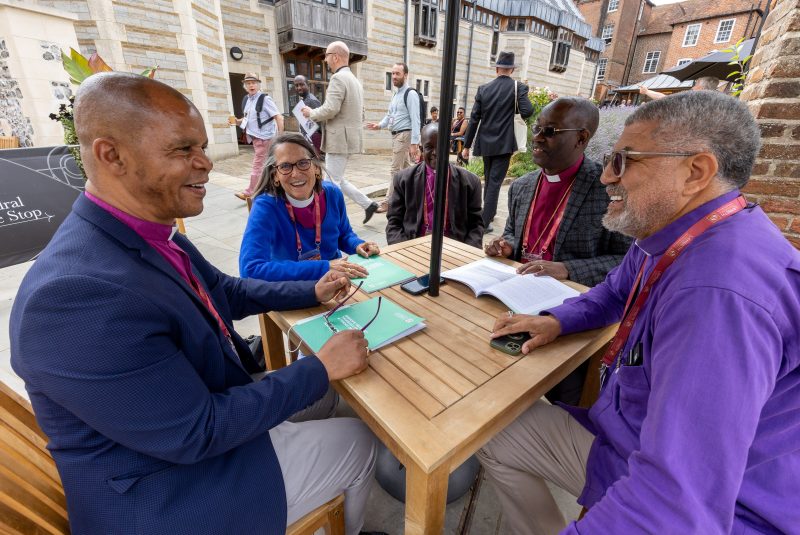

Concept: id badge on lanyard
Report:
left=286, top=192, right=322, bottom=262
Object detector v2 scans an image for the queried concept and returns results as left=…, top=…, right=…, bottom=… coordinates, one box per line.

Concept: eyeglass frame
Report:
left=275, top=158, right=314, bottom=176
left=323, top=284, right=383, bottom=335
left=531, top=125, right=586, bottom=138
left=603, top=149, right=696, bottom=178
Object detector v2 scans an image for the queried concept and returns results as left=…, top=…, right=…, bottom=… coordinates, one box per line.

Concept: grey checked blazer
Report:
left=503, top=157, right=632, bottom=287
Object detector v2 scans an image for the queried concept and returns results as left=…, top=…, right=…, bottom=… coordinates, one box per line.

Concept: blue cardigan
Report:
left=240, top=182, right=364, bottom=281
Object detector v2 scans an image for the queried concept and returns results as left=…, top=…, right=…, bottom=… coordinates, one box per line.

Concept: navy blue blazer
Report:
left=10, top=194, right=330, bottom=534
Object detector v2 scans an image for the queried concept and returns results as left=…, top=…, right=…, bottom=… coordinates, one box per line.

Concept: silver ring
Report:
left=538, top=265, right=544, bottom=272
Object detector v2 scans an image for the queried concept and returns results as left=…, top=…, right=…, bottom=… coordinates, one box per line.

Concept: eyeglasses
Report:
left=323, top=282, right=382, bottom=334
left=603, top=150, right=696, bottom=178
left=276, top=159, right=313, bottom=175
left=531, top=125, right=585, bottom=138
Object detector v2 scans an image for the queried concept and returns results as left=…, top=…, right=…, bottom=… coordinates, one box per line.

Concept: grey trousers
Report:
left=271, top=404, right=377, bottom=535
left=325, top=153, right=373, bottom=209
left=476, top=400, right=594, bottom=535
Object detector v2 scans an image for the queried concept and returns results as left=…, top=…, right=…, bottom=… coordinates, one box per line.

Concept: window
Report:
left=550, top=29, right=572, bottom=72
left=491, top=30, right=499, bottom=59
left=715, top=19, right=735, bottom=43
left=352, top=0, right=363, bottom=12
left=596, top=58, right=607, bottom=81
left=677, top=58, right=691, bottom=66
left=414, top=0, right=438, bottom=46
left=682, top=23, right=701, bottom=47
left=423, top=80, right=429, bottom=97
left=607, top=0, right=619, bottom=12
left=643, top=51, right=661, bottom=73
left=508, top=18, right=526, bottom=31
left=416, top=79, right=422, bottom=93
left=385, top=72, right=392, bottom=91
left=327, top=0, right=336, bottom=6
left=601, top=24, right=614, bottom=44
left=340, top=0, right=349, bottom=9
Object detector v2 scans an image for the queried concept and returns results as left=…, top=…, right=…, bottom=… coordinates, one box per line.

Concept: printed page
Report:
left=487, top=275, right=580, bottom=315
left=292, top=100, right=319, bottom=138
left=442, top=258, right=517, bottom=296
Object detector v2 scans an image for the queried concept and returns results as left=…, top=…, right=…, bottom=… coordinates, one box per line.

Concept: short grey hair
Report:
left=625, top=91, right=761, bottom=189
left=693, top=76, right=720, bottom=91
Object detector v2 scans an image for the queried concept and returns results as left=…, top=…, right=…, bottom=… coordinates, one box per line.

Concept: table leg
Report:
left=258, top=313, right=287, bottom=370
left=404, top=462, right=449, bottom=535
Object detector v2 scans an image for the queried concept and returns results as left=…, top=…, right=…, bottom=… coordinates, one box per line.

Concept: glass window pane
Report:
left=341, top=0, right=350, bottom=8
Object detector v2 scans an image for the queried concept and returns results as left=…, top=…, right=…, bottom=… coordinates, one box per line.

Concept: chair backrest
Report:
left=0, top=381, right=69, bottom=534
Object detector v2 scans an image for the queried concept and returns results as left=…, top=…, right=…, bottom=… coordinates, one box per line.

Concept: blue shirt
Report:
left=239, top=182, right=364, bottom=281
left=548, top=190, right=800, bottom=534
left=378, top=84, right=421, bottom=144
left=244, top=93, right=280, bottom=141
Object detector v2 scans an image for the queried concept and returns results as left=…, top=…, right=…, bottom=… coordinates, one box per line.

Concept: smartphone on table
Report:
left=401, top=274, right=445, bottom=295
left=490, top=331, right=532, bottom=356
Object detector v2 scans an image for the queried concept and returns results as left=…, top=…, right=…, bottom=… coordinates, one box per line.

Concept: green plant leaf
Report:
left=728, top=60, right=739, bottom=65
left=140, top=66, right=159, bottom=79
left=61, top=48, right=92, bottom=85
left=742, top=55, right=753, bottom=65
left=727, top=71, right=741, bottom=79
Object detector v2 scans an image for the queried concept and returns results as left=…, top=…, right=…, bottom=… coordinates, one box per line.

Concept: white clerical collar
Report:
left=544, top=173, right=561, bottom=183
left=286, top=193, right=314, bottom=208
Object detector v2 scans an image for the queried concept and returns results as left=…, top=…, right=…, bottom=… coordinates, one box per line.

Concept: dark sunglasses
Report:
left=531, top=125, right=585, bottom=138
left=603, top=150, right=696, bottom=178
left=276, top=159, right=313, bottom=175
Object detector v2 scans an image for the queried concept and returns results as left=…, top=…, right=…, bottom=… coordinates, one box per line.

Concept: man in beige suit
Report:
left=302, top=41, right=381, bottom=223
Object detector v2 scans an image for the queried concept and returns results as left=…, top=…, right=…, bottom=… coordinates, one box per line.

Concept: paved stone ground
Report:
left=0, top=146, right=580, bottom=534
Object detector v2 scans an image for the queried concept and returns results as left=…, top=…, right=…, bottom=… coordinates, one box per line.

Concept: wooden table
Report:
left=266, top=237, right=616, bottom=534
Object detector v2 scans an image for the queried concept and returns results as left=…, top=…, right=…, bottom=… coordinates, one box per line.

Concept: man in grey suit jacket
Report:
left=302, top=41, right=381, bottom=223
left=462, top=51, right=534, bottom=232
left=486, top=97, right=631, bottom=404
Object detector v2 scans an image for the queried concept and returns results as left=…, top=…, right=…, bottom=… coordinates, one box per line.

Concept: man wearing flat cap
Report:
left=463, top=51, right=533, bottom=233
left=229, top=72, right=284, bottom=200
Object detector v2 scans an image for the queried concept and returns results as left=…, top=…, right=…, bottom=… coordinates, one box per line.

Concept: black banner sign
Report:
left=0, top=146, right=85, bottom=269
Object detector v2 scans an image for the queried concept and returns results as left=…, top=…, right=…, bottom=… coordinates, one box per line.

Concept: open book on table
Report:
left=442, top=258, right=580, bottom=315
left=346, top=255, right=416, bottom=293
left=293, top=297, right=426, bottom=353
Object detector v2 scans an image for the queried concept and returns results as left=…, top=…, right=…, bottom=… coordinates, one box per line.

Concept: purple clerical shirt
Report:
left=547, top=190, right=800, bottom=534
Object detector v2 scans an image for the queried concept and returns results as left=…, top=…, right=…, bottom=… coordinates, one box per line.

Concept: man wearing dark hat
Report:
left=229, top=72, right=284, bottom=200
left=462, top=51, right=533, bottom=233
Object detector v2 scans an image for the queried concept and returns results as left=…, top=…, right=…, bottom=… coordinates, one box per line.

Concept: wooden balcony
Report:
left=275, top=0, right=367, bottom=61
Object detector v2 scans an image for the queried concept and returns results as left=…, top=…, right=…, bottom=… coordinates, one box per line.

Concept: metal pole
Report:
left=428, top=0, right=460, bottom=297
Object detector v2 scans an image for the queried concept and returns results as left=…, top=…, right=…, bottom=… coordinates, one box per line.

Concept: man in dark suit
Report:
left=485, top=97, right=632, bottom=404
left=462, top=51, right=534, bottom=233
left=10, top=73, right=383, bottom=535
left=386, top=122, right=484, bottom=248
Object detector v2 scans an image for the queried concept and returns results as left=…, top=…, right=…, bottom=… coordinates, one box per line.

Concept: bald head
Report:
left=548, top=97, right=600, bottom=137
left=327, top=41, right=349, bottom=57
left=74, top=72, right=199, bottom=177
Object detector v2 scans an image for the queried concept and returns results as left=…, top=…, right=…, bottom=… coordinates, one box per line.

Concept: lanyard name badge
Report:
left=521, top=172, right=575, bottom=262
left=599, top=195, right=747, bottom=388
left=423, top=167, right=450, bottom=235
left=285, top=192, right=322, bottom=261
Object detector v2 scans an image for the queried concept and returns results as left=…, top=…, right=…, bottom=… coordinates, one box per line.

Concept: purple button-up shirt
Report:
left=548, top=190, right=800, bottom=534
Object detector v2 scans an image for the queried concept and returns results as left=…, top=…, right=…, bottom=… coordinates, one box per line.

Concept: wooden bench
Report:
left=0, top=381, right=344, bottom=534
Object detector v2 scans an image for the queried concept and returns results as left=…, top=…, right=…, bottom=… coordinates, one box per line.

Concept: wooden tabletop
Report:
left=268, top=236, right=616, bottom=533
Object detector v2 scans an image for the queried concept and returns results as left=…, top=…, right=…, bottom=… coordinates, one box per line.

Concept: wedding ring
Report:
left=537, top=265, right=544, bottom=273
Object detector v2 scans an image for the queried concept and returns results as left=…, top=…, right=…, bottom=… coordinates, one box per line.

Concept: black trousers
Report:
left=481, top=153, right=512, bottom=226
left=545, top=360, right=590, bottom=406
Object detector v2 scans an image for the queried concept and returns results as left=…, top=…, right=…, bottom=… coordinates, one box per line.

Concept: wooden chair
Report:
left=0, top=381, right=343, bottom=534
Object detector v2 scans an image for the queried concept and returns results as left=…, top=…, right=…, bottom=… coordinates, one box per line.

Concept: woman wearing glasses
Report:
left=240, top=133, right=380, bottom=282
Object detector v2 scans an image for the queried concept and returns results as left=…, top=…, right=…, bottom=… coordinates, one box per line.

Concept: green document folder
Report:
left=293, top=297, right=425, bottom=353
left=346, top=255, right=417, bottom=293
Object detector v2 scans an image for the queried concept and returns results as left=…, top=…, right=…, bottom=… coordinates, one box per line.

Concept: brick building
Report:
left=1, top=0, right=604, bottom=158
left=577, top=0, right=768, bottom=102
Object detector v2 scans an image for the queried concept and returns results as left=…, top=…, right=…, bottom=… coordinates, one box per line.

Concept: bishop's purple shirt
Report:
left=547, top=190, right=800, bottom=534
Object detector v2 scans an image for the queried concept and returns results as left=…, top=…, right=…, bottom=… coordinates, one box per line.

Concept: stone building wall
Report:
left=0, top=2, right=80, bottom=147
left=741, top=0, right=800, bottom=249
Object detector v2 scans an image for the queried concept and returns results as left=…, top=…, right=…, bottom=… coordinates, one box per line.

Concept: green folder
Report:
left=293, top=297, right=425, bottom=353
left=346, top=255, right=417, bottom=293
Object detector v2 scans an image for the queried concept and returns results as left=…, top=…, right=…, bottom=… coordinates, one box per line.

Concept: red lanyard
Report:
left=600, top=196, right=747, bottom=381
left=284, top=192, right=321, bottom=259
left=423, top=167, right=450, bottom=233
left=521, top=173, right=575, bottom=258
